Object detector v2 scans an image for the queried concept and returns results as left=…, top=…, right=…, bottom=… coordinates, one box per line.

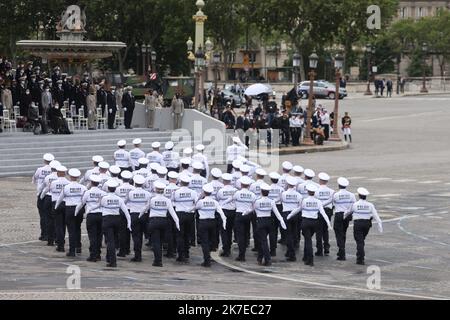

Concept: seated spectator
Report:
left=312, top=127, right=325, bottom=145
left=48, top=104, right=71, bottom=134
left=27, top=102, right=47, bottom=134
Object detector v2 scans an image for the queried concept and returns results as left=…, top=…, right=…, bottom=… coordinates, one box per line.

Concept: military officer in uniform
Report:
left=345, top=187, right=383, bottom=265
left=122, top=86, right=135, bottom=129
left=170, top=93, right=184, bottom=129
left=106, top=85, right=117, bottom=129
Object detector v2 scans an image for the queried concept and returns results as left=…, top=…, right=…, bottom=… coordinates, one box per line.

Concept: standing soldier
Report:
left=345, top=188, right=383, bottom=265
left=140, top=181, right=180, bottom=267
left=127, top=175, right=152, bottom=262
left=333, top=177, right=356, bottom=261
left=196, top=184, right=227, bottom=267
left=170, top=93, right=184, bottom=129
left=244, top=183, right=286, bottom=266
left=173, top=174, right=198, bottom=263
left=122, top=86, right=135, bottom=129
left=145, top=89, right=157, bottom=128
left=106, top=85, right=117, bottom=129
left=342, top=112, right=352, bottom=143
left=88, top=179, right=131, bottom=268
left=129, top=138, right=145, bottom=171
left=281, top=176, right=302, bottom=261
left=86, top=86, right=97, bottom=130
left=75, top=174, right=106, bottom=262
left=114, top=140, right=131, bottom=172
left=55, top=169, right=87, bottom=257
left=162, top=141, right=180, bottom=173
left=288, top=184, right=332, bottom=266
left=315, top=172, right=335, bottom=257
left=32, top=153, right=54, bottom=241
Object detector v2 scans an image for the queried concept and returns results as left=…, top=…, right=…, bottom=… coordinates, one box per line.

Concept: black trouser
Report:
left=199, top=219, right=216, bottom=263
left=36, top=196, right=47, bottom=238
left=148, top=217, right=168, bottom=264
left=200, top=169, right=207, bottom=178
left=290, top=128, right=301, bottom=146
left=130, top=213, right=147, bottom=259
left=302, top=217, right=319, bottom=264
left=256, top=217, right=272, bottom=263
left=235, top=212, right=250, bottom=258
left=226, top=164, right=233, bottom=174
left=124, top=107, right=134, bottom=129
left=53, top=201, right=66, bottom=249
left=221, top=209, right=235, bottom=254
left=42, top=196, right=54, bottom=243
left=86, top=212, right=103, bottom=258
left=316, top=208, right=333, bottom=254
left=118, top=210, right=130, bottom=255
left=283, top=211, right=298, bottom=258
left=353, top=219, right=372, bottom=262
left=166, top=212, right=176, bottom=256
left=103, top=215, right=121, bottom=265
left=194, top=211, right=200, bottom=245
left=244, top=213, right=251, bottom=247
left=323, top=124, right=330, bottom=140
left=334, top=212, right=350, bottom=258
left=213, top=212, right=221, bottom=250
left=295, top=214, right=302, bottom=248
left=108, top=110, right=116, bottom=129
left=177, top=212, right=195, bottom=259
left=270, top=204, right=283, bottom=252
left=281, top=128, right=290, bottom=145
left=65, top=206, right=83, bottom=254
left=251, top=214, right=259, bottom=250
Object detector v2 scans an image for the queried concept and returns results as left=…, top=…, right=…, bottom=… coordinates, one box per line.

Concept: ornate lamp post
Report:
left=420, top=42, right=429, bottom=93
left=304, top=52, right=319, bottom=145
left=330, top=54, right=344, bottom=141
left=292, top=53, right=301, bottom=100
left=213, top=52, right=221, bottom=92
left=141, top=45, right=147, bottom=76
left=364, top=44, right=373, bottom=95
left=195, top=45, right=206, bottom=109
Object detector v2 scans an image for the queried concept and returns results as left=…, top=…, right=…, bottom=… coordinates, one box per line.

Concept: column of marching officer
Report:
left=32, top=137, right=383, bottom=268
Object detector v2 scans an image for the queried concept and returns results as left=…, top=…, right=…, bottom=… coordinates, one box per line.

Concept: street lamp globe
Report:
left=292, top=53, right=301, bottom=68
left=309, top=52, right=319, bottom=69
left=422, top=42, right=428, bottom=53
left=213, top=52, right=221, bottom=64
left=186, top=37, right=194, bottom=51
left=334, top=54, right=344, bottom=69
left=151, top=51, right=157, bottom=63
left=366, top=44, right=372, bottom=53
left=195, top=45, right=205, bottom=68
left=205, top=37, right=213, bottom=52
left=141, top=45, right=146, bottom=54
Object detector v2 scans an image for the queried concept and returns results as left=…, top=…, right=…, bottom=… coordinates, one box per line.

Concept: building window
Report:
left=400, top=7, right=406, bottom=18
left=417, top=7, right=426, bottom=17
left=249, top=52, right=257, bottom=63
left=228, top=52, right=236, bottom=63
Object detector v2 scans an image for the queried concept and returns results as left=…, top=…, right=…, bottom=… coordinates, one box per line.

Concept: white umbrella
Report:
left=244, top=83, right=273, bottom=96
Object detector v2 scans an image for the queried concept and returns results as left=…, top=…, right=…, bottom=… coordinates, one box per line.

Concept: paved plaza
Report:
left=0, top=95, right=449, bottom=300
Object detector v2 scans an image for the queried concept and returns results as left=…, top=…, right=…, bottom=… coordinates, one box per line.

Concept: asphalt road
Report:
left=0, top=94, right=449, bottom=300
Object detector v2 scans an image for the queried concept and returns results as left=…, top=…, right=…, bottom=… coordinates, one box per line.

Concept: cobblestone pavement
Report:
left=1, top=95, right=449, bottom=300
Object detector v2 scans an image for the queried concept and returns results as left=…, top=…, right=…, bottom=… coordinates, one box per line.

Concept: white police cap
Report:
left=157, top=166, right=168, bottom=175
left=304, top=169, right=315, bottom=178
left=98, top=162, right=110, bottom=170
left=153, top=181, right=166, bottom=190
left=183, top=147, right=193, bottom=155
left=165, top=141, right=174, bottom=150
left=133, top=175, right=146, bottom=185
left=222, top=173, right=233, bottom=181
left=260, top=183, right=271, bottom=192
left=318, top=172, right=330, bottom=181
left=89, top=174, right=101, bottom=183
left=306, top=183, right=318, bottom=193
left=239, top=176, right=252, bottom=186
left=149, top=163, right=160, bottom=171
left=121, top=171, right=133, bottom=180
left=106, top=179, right=119, bottom=188
left=196, top=144, right=205, bottom=151
left=57, top=165, right=67, bottom=172
left=109, top=166, right=121, bottom=175
left=117, top=140, right=126, bottom=147
left=286, top=176, right=298, bottom=186
left=180, top=158, right=191, bottom=165
left=232, top=137, right=241, bottom=143
left=203, top=184, right=214, bottom=194
left=269, top=172, right=280, bottom=180
left=192, top=162, right=203, bottom=170
left=232, top=160, right=243, bottom=169
left=282, top=161, right=293, bottom=171
left=337, top=177, right=349, bottom=187
left=43, top=153, right=55, bottom=162
left=211, top=168, right=222, bottom=178
left=357, top=187, right=370, bottom=196
left=133, top=138, right=142, bottom=145
left=152, top=142, right=161, bottom=148
left=179, top=174, right=191, bottom=183
left=138, top=158, right=150, bottom=165
left=255, top=168, right=267, bottom=176
left=293, top=165, right=304, bottom=174
left=50, top=160, right=61, bottom=169
left=92, top=155, right=104, bottom=163
left=168, top=171, right=179, bottom=180
left=68, top=168, right=81, bottom=178
left=240, top=165, right=251, bottom=173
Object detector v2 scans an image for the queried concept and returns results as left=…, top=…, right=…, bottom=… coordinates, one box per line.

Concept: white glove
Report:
left=242, top=210, right=251, bottom=216
left=287, top=213, right=294, bottom=220
left=378, top=224, right=383, bottom=233
left=180, top=113, right=184, bottom=117
left=88, top=110, right=92, bottom=115
left=127, top=222, right=132, bottom=232
left=222, top=219, right=227, bottom=230
left=109, top=109, right=112, bottom=114
left=171, top=112, right=174, bottom=117
left=176, top=222, right=180, bottom=231
left=280, top=220, right=287, bottom=230
left=123, top=108, right=127, bottom=111
left=328, top=224, right=333, bottom=231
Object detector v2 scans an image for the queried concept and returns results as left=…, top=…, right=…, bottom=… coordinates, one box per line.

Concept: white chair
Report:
left=70, top=104, right=79, bottom=128
left=78, top=107, right=88, bottom=130
left=115, top=112, right=124, bottom=128
left=61, top=108, right=74, bottom=132
left=13, top=105, right=21, bottom=120
left=96, top=108, right=106, bottom=129
left=3, top=110, right=17, bottom=132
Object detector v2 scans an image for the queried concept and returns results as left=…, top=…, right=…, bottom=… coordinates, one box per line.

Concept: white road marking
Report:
left=362, top=111, right=443, bottom=123
left=397, top=207, right=425, bottom=211
left=392, top=179, right=417, bottom=183
left=211, top=253, right=445, bottom=300
left=368, top=178, right=392, bottom=181
left=397, top=217, right=450, bottom=247
left=347, top=176, right=366, bottom=180
left=372, top=194, right=401, bottom=198
left=418, top=181, right=442, bottom=184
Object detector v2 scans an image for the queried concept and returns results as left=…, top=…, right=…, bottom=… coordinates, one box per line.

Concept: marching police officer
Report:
left=80, top=155, right=103, bottom=186
left=130, top=138, right=145, bottom=171
left=173, top=174, right=198, bottom=262
left=281, top=176, right=302, bottom=261
left=278, top=161, right=293, bottom=190
left=162, top=141, right=180, bottom=173
left=287, top=184, right=332, bottom=266
left=192, top=144, right=209, bottom=179
left=115, top=171, right=135, bottom=256
left=55, top=169, right=86, bottom=257
left=244, top=183, right=286, bottom=266
left=315, top=172, right=335, bottom=256
left=345, top=187, right=383, bottom=265
left=114, top=140, right=131, bottom=172
left=196, top=184, right=227, bottom=267
left=89, top=179, right=131, bottom=268
left=127, top=175, right=152, bottom=262
left=226, top=137, right=248, bottom=173
left=333, top=177, right=356, bottom=261
left=217, top=173, right=237, bottom=257
left=76, top=174, right=106, bottom=262
left=140, top=181, right=180, bottom=267
left=146, top=142, right=165, bottom=166
left=268, top=172, right=284, bottom=256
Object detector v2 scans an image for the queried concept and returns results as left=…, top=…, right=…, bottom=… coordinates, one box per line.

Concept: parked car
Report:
left=298, top=81, right=347, bottom=99
left=220, top=89, right=245, bottom=107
